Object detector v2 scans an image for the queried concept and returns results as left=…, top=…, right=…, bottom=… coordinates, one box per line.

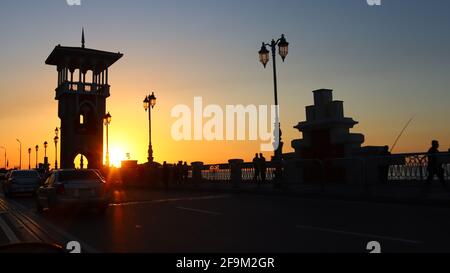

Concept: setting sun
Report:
left=108, top=146, right=126, bottom=168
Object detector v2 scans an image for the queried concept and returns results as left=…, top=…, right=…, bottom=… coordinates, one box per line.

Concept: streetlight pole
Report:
left=28, top=148, right=31, bottom=169
left=44, top=141, right=48, bottom=158
left=0, top=146, right=6, bottom=169
left=54, top=127, right=59, bottom=170
left=44, top=141, right=48, bottom=169
left=143, top=92, right=157, bottom=163
left=35, top=145, right=39, bottom=169
left=103, top=112, right=112, bottom=167
left=258, top=34, right=289, bottom=161
left=16, top=139, right=22, bottom=170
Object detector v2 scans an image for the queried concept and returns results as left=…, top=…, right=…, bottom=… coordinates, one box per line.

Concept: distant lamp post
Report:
left=0, top=146, right=6, bottom=169
left=258, top=34, right=289, bottom=161
left=28, top=148, right=32, bottom=170
left=35, top=145, right=39, bottom=169
left=143, top=92, right=157, bottom=163
left=103, top=112, right=112, bottom=167
left=54, top=136, right=59, bottom=170
left=54, top=127, right=59, bottom=170
left=44, top=141, right=48, bottom=158
left=16, top=139, right=22, bottom=170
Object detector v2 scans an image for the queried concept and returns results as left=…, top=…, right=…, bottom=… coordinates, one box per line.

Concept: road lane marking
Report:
left=295, top=224, right=422, bottom=244
left=0, top=215, right=20, bottom=244
left=110, top=194, right=230, bottom=207
left=176, top=207, right=222, bottom=216
left=3, top=198, right=99, bottom=253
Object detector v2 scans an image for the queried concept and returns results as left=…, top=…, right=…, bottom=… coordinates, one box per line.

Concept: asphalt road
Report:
left=1, top=188, right=450, bottom=253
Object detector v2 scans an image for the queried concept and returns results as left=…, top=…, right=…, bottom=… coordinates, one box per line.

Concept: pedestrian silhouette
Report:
left=379, top=145, right=391, bottom=184
left=162, top=161, right=170, bottom=190
left=182, top=162, right=189, bottom=182
left=259, top=153, right=267, bottom=185
left=175, top=161, right=183, bottom=184
left=253, top=153, right=260, bottom=182
left=426, top=140, right=446, bottom=187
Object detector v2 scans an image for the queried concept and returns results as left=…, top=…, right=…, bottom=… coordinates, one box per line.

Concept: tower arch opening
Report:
left=73, top=154, right=89, bottom=169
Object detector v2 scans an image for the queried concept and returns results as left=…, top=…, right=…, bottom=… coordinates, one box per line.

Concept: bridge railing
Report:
left=386, top=152, right=450, bottom=182
left=187, top=152, right=450, bottom=186
left=198, top=163, right=277, bottom=182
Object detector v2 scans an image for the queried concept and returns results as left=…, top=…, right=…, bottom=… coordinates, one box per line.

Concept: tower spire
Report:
left=81, top=28, right=85, bottom=48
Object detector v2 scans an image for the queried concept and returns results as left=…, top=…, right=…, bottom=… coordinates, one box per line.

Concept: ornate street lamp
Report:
left=103, top=112, right=112, bottom=167
left=35, top=145, right=39, bottom=169
left=258, top=34, right=290, bottom=162
left=44, top=141, right=48, bottom=158
left=258, top=34, right=290, bottom=187
left=143, top=92, right=157, bottom=163
left=54, top=127, right=59, bottom=170
left=54, top=136, right=59, bottom=170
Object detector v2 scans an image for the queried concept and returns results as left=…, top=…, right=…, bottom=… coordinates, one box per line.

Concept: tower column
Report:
left=45, top=30, right=123, bottom=171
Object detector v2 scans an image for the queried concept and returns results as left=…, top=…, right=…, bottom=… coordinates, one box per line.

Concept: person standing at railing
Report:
left=253, top=153, right=260, bottom=184
left=175, top=161, right=183, bottom=185
left=182, top=162, right=189, bottom=182
left=378, top=146, right=391, bottom=184
left=259, top=153, right=267, bottom=185
left=162, top=161, right=170, bottom=190
left=426, top=140, right=446, bottom=188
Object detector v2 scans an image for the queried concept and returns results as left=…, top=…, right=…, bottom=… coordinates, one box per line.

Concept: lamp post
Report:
left=35, top=145, right=39, bottom=169
left=54, top=127, right=59, bottom=170
left=54, top=136, right=59, bottom=170
left=44, top=141, right=48, bottom=169
left=28, top=148, right=31, bottom=169
left=143, top=92, right=157, bottom=163
left=16, top=139, right=22, bottom=170
left=103, top=112, right=112, bottom=167
left=0, top=146, right=6, bottom=169
left=258, top=34, right=289, bottom=161
left=44, top=141, right=48, bottom=158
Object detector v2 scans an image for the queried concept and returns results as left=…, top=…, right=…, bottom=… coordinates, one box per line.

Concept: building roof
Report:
left=45, top=45, right=123, bottom=71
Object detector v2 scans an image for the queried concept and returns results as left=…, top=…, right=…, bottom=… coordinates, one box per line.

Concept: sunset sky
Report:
left=0, top=0, right=449, bottom=168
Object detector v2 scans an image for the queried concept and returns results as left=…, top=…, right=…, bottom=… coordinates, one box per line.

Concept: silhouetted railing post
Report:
left=191, top=162, right=204, bottom=185
left=229, top=159, right=244, bottom=188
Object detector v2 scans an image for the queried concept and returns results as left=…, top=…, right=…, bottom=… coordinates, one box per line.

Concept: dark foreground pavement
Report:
left=1, top=188, right=450, bottom=253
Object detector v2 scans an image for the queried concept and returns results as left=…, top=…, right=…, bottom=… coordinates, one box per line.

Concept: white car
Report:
left=35, top=169, right=110, bottom=214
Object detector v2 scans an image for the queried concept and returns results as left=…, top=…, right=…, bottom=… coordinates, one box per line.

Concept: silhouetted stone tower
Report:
left=45, top=30, right=123, bottom=169
left=292, top=89, right=364, bottom=159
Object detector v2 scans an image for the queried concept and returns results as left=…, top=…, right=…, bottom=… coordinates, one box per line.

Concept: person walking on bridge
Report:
left=259, top=153, right=267, bottom=185
left=426, top=140, right=446, bottom=188
left=253, top=153, right=260, bottom=184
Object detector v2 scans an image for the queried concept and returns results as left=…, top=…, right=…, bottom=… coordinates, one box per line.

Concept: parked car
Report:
left=35, top=169, right=110, bottom=214
left=3, top=170, right=41, bottom=197
left=0, top=169, right=8, bottom=185
left=0, top=169, right=8, bottom=179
